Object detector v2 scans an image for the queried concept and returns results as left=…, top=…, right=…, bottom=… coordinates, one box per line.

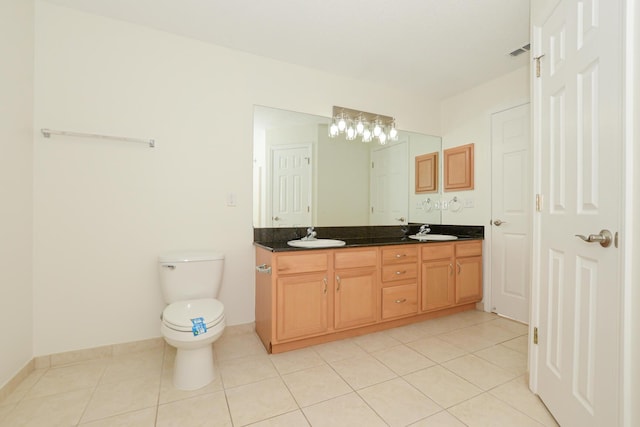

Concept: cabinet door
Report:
left=334, top=268, right=377, bottom=330
left=276, top=273, right=328, bottom=341
left=443, top=143, right=474, bottom=191
left=421, top=259, right=455, bottom=311
left=455, top=255, right=483, bottom=304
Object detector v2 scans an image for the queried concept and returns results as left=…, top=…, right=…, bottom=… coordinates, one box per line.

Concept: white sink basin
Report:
left=409, top=234, right=458, bottom=241
left=287, top=239, right=346, bottom=248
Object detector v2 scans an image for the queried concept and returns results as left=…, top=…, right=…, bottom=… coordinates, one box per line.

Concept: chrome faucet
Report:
left=304, top=226, right=317, bottom=240
left=418, top=224, right=431, bottom=235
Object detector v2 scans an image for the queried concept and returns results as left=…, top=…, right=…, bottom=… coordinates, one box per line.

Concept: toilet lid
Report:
left=162, top=298, right=225, bottom=332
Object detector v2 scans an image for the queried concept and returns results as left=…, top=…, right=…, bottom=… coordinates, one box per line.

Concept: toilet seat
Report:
left=162, top=298, right=225, bottom=332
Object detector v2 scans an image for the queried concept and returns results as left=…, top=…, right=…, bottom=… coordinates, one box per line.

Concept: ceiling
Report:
left=43, top=0, right=531, bottom=100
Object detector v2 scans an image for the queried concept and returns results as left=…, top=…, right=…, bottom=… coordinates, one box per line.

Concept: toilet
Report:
left=158, top=251, right=226, bottom=390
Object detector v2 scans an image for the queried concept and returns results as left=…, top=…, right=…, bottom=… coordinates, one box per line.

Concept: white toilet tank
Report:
left=158, top=251, right=224, bottom=304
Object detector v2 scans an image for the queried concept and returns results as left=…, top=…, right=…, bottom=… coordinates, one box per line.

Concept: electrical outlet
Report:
left=464, top=198, right=474, bottom=208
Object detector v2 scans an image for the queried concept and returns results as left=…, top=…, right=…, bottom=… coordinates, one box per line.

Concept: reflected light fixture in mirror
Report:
left=329, top=106, right=397, bottom=145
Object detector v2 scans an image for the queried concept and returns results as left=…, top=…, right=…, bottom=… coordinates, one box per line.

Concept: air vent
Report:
left=509, top=43, right=531, bottom=57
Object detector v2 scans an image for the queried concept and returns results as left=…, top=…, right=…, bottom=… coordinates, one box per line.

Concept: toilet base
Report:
left=173, top=344, right=215, bottom=390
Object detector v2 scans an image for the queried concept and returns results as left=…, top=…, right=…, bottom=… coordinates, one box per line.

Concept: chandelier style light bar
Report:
left=329, top=106, right=398, bottom=144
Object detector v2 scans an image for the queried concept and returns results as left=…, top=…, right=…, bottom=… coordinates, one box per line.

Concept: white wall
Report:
left=440, top=66, right=530, bottom=310
left=32, top=2, right=441, bottom=356
left=0, top=1, right=34, bottom=387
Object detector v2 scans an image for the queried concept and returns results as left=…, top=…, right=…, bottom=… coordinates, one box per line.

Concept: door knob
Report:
left=493, top=219, right=506, bottom=226
left=395, top=217, right=406, bottom=222
left=272, top=216, right=280, bottom=221
left=575, top=229, right=613, bottom=248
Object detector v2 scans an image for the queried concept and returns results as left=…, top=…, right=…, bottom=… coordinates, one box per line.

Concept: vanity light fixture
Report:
left=329, top=106, right=398, bottom=145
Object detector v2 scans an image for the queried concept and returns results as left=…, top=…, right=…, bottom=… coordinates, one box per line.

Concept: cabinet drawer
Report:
left=276, top=253, right=329, bottom=275
left=334, top=248, right=377, bottom=269
left=381, top=246, right=418, bottom=265
left=382, top=284, right=418, bottom=319
left=421, top=243, right=454, bottom=260
left=382, top=262, right=418, bottom=282
left=455, top=241, right=482, bottom=257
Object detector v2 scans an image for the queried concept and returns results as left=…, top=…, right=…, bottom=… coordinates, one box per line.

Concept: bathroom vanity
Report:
left=254, top=226, right=483, bottom=354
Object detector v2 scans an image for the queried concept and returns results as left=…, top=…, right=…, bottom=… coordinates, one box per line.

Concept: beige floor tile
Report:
left=358, top=378, right=441, bottom=426
left=214, top=332, right=267, bottom=361
left=408, top=410, right=467, bottom=426
left=404, top=365, right=482, bottom=408
left=407, top=336, right=467, bottom=363
left=386, top=323, right=429, bottom=343
left=437, top=328, right=497, bottom=352
left=501, top=335, right=529, bottom=354
left=455, top=310, right=498, bottom=325
left=302, top=392, right=387, bottom=427
left=312, top=339, right=367, bottom=363
left=352, top=330, right=401, bottom=352
left=247, top=410, right=310, bottom=426
left=269, top=347, right=325, bottom=375
left=225, top=377, right=298, bottom=426
left=0, top=369, right=46, bottom=406
left=81, top=375, right=160, bottom=423
left=492, top=317, right=529, bottom=335
left=156, top=390, right=232, bottom=427
left=2, top=388, right=93, bottom=427
left=449, top=393, right=544, bottom=427
left=371, top=344, right=436, bottom=375
left=100, top=349, right=164, bottom=384
left=219, top=354, right=279, bottom=388
left=489, top=375, right=559, bottom=427
left=443, top=354, right=517, bottom=390
left=330, top=354, right=397, bottom=390
left=471, top=321, right=522, bottom=343
left=0, top=403, right=15, bottom=423
left=26, top=360, right=108, bottom=398
left=474, top=344, right=528, bottom=375
left=281, top=364, right=351, bottom=407
left=78, top=407, right=157, bottom=426
left=158, top=366, right=223, bottom=404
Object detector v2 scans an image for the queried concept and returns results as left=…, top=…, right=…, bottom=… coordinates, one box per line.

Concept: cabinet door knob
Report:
left=457, top=262, right=462, bottom=274
left=336, top=275, right=341, bottom=291
left=323, top=277, right=328, bottom=294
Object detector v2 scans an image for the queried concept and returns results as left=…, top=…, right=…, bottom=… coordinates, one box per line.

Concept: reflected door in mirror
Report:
left=271, top=144, right=312, bottom=227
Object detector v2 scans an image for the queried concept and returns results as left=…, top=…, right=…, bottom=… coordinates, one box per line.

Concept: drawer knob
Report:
left=394, top=298, right=407, bottom=304
left=395, top=270, right=407, bottom=275
left=395, top=253, right=407, bottom=258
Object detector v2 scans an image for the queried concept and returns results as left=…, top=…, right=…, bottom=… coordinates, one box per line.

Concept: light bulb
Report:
left=373, top=121, right=382, bottom=137
left=346, top=125, right=356, bottom=140
left=389, top=124, right=398, bottom=140
left=356, top=118, right=365, bottom=135
left=337, top=115, right=347, bottom=132
left=378, top=132, right=387, bottom=144
left=329, top=123, right=339, bottom=137
left=362, top=128, right=372, bottom=142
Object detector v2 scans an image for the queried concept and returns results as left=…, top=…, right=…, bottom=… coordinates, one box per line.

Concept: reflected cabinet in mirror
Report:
left=253, top=105, right=442, bottom=228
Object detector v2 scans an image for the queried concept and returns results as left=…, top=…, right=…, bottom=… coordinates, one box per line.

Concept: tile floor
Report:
left=0, top=310, right=559, bottom=426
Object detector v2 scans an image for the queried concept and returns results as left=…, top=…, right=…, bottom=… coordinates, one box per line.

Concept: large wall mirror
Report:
left=253, top=105, right=442, bottom=227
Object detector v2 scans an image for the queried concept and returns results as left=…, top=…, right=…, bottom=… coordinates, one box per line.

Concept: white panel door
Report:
left=370, top=142, right=408, bottom=225
left=535, top=0, right=622, bottom=426
left=270, top=145, right=312, bottom=227
left=491, top=103, right=531, bottom=323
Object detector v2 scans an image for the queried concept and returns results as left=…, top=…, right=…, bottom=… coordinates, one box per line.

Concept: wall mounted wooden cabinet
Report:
left=415, top=151, right=438, bottom=193
left=443, top=143, right=474, bottom=191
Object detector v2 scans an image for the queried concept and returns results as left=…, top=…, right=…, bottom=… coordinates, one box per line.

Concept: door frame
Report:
left=529, top=3, right=638, bottom=425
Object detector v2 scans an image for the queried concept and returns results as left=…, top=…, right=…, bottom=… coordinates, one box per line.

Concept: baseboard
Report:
left=0, top=359, right=34, bottom=403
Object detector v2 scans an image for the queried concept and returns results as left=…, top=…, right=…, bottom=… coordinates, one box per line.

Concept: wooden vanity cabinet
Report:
left=273, top=252, right=330, bottom=342
left=421, top=243, right=455, bottom=311
left=333, top=248, right=378, bottom=330
left=454, top=241, right=483, bottom=304
left=380, top=246, right=419, bottom=319
left=420, top=241, right=483, bottom=311
left=255, top=239, right=482, bottom=354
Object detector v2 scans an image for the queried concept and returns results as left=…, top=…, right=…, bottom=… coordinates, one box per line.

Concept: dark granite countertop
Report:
left=254, top=224, right=484, bottom=252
